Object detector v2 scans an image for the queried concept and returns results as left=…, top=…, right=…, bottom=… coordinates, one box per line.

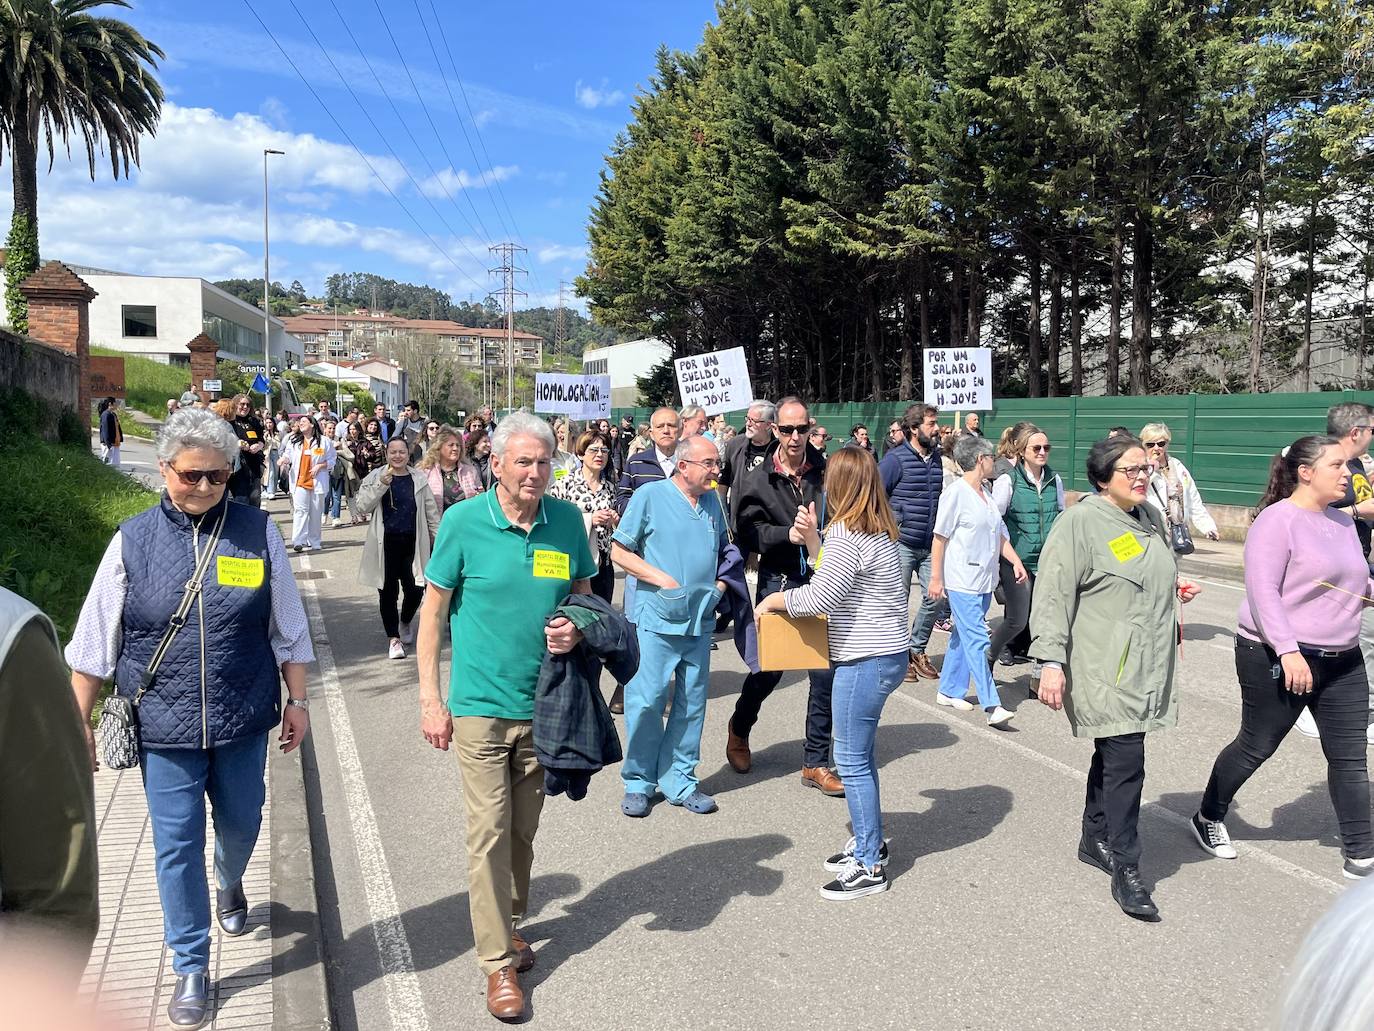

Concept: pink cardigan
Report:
left=426, top=462, right=482, bottom=508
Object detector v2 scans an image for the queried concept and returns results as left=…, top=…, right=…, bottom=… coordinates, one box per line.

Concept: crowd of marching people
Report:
left=9, top=385, right=1374, bottom=1027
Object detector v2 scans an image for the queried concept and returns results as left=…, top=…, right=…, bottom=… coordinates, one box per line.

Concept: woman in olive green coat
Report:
left=1030, top=434, right=1200, bottom=922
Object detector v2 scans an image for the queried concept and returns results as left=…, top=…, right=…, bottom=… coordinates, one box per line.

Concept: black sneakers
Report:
left=1077, top=832, right=1114, bottom=875
left=819, top=858, right=889, bottom=901
left=823, top=835, right=890, bottom=872
left=1343, top=855, right=1374, bottom=880
left=1189, top=811, right=1238, bottom=860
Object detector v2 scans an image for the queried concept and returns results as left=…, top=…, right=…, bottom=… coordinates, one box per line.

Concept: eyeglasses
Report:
left=1144, top=440, right=1169, bottom=449
left=777, top=424, right=809, bottom=437
left=1114, top=464, right=1151, bottom=480
left=584, top=446, right=611, bottom=456
left=1028, top=444, right=1052, bottom=454
left=168, top=465, right=231, bottom=486
left=681, top=458, right=722, bottom=470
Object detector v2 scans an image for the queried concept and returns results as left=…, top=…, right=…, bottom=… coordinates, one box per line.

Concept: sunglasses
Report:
left=1027, top=444, right=1052, bottom=454
left=777, top=424, right=810, bottom=437
left=1114, top=464, right=1151, bottom=480
left=168, top=465, right=231, bottom=486
left=584, top=446, right=611, bottom=456
left=1144, top=440, right=1169, bottom=448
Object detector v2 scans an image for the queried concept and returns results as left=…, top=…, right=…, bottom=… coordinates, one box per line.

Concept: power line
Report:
left=364, top=0, right=499, bottom=243
left=323, top=0, right=491, bottom=243
left=240, top=0, right=488, bottom=296
left=418, top=0, right=519, bottom=240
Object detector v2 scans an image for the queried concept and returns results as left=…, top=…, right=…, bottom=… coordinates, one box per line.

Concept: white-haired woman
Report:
left=66, top=408, right=313, bottom=1028
left=278, top=415, right=336, bottom=552
left=1139, top=422, right=1218, bottom=547
left=928, top=433, right=1026, bottom=726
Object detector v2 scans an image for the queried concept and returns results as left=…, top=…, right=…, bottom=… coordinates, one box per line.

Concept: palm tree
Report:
left=0, top=0, right=164, bottom=327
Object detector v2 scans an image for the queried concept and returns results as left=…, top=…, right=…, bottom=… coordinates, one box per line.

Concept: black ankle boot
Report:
left=1076, top=832, right=1114, bottom=876
left=168, top=972, right=209, bottom=1028
left=1111, top=863, right=1159, bottom=920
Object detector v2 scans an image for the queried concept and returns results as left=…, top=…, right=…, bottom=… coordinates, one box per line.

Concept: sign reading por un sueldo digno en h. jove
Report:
left=533, top=373, right=612, bottom=420
left=673, top=347, right=754, bottom=413
left=922, top=346, right=992, bottom=410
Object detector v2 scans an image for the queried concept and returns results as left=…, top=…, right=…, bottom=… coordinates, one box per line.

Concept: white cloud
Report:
left=258, top=96, right=289, bottom=130
left=419, top=164, right=519, bottom=199
left=574, top=79, right=626, bottom=110
left=537, top=243, right=587, bottom=264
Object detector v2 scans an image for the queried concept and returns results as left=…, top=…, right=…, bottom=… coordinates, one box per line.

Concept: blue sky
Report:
left=14, top=0, right=719, bottom=310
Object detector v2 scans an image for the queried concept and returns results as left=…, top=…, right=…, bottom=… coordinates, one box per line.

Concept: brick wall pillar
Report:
left=19, top=261, right=98, bottom=420
left=185, top=333, right=221, bottom=401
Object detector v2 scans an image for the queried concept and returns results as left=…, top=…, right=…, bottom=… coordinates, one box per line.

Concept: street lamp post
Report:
left=263, top=148, right=284, bottom=418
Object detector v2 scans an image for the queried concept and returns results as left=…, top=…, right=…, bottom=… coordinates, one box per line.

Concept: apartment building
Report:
left=283, top=312, right=543, bottom=368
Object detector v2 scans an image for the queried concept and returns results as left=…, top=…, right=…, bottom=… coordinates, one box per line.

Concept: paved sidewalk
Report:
left=80, top=760, right=274, bottom=1029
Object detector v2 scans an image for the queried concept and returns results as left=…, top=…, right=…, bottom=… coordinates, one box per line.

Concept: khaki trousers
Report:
left=453, top=716, right=545, bottom=975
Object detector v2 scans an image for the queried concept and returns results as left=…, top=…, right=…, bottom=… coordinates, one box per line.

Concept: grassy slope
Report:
left=0, top=430, right=158, bottom=643
left=93, top=346, right=186, bottom=422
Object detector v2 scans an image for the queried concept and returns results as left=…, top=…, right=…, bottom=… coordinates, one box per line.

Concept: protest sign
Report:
left=673, top=347, right=754, bottom=412
left=533, top=373, right=611, bottom=420
left=922, top=347, right=992, bottom=410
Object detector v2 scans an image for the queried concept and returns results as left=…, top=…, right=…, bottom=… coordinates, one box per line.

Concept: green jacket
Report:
left=1029, top=495, right=1179, bottom=739
left=1004, top=464, right=1062, bottom=573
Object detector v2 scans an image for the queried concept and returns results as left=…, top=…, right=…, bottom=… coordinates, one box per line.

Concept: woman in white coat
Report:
left=278, top=416, right=336, bottom=552
left=1138, top=422, right=1219, bottom=545
left=355, top=437, right=439, bottom=659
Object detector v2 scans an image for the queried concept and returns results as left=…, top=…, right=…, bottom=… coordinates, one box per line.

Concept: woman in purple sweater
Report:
left=1191, top=435, right=1374, bottom=879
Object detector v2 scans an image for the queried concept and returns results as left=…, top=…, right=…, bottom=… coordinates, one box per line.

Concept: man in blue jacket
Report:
left=616, top=407, right=681, bottom=513
left=879, top=402, right=946, bottom=682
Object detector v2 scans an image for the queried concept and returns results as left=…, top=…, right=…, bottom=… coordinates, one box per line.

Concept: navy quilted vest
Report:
left=881, top=441, right=944, bottom=551
left=115, top=494, right=280, bottom=749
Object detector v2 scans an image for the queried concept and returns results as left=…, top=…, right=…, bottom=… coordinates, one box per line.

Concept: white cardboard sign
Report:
left=922, top=347, right=991, bottom=410
left=533, top=373, right=611, bottom=420
left=674, top=347, right=754, bottom=413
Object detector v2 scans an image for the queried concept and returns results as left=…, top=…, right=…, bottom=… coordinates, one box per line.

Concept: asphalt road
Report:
left=273, top=496, right=1365, bottom=1031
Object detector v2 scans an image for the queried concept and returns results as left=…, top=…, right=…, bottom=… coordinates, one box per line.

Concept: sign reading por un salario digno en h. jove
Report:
left=922, top=346, right=992, bottom=411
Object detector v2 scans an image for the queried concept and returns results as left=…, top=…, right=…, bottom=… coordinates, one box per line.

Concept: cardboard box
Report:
left=757, top=612, right=830, bottom=671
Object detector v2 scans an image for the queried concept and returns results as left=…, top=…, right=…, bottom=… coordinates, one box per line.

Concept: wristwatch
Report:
left=286, top=698, right=310, bottom=710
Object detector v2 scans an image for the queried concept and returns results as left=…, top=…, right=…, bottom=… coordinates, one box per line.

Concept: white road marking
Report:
left=890, top=687, right=1343, bottom=896
left=298, top=555, right=433, bottom=1030
left=1188, top=576, right=1245, bottom=593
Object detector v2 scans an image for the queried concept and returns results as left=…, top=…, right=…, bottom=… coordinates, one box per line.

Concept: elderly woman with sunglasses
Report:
left=66, top=408, right=314, bottom=1028
left=1138, top=422, right=1219, bottom=544
left=989, top=423, right=1066, bottom=680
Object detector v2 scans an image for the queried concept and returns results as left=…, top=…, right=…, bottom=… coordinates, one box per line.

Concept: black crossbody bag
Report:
left=97, top=511, right=225, bottom=769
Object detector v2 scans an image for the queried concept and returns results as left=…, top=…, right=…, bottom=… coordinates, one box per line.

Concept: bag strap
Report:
left=134, top=507, right=226, bottom=705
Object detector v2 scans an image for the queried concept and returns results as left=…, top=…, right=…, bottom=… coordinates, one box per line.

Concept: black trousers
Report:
left=379, top=532, right=424, bottom=639
left=228, top=464, right=262, bottom=508
left=989, top=559, right=1035, bottom=659
left=1083, top=732, right=1146, bottom=866
left=1201, top=636, right=1372, bottom=858
left=730, top=569, right=834, bottom=768
left=590, top=552, right=616, bottom=603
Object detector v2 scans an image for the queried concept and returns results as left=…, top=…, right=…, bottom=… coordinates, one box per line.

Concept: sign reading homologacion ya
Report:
left=533, top=373, right=611, bottom=420
left=922, top=346, right=992, bottom=410
left=674, top=347, right=754, bottom=413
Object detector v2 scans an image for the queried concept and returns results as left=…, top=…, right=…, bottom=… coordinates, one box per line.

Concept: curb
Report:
left=270, top=733, right=333, bottom=1030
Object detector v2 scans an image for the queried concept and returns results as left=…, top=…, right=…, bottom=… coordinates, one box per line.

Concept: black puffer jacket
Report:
left=533, top=594, right=638, bottom=799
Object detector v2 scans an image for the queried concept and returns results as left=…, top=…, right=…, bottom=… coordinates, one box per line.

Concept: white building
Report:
left=304, top=359, right=409, bottom=411
left=74, top=266, right=304, bottom=372
left=582, top=337, right=672, bottom=408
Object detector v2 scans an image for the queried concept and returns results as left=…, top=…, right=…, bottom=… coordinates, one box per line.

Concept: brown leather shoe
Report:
left=609, top=683, right=625, bottom=714
left=801, top=766, right=845, bottom=796
left=911, top=653, right=939, bottom=680
left=905, top=653, right=920, bottom=681
left=726, top=729, right=751, bottom=774
left=486, top=966, right=524, bottom=1022
left=510, top=929, right=535, bottom=973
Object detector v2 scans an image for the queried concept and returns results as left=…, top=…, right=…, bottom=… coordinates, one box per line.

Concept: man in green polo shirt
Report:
left=417, top=411, right=595, bottom=1023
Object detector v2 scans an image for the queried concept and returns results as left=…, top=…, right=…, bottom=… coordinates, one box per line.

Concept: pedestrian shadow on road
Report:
left=518, top=832, right=790, bottom=1002
left=880, top=785, right=1015, bottom=879
left=697, top=719, right=958, bottom=798
left=1182, top=622, right=1232, bottom=644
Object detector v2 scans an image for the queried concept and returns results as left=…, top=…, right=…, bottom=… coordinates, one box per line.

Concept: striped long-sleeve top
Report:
left=783, top=523, right=910, bottom=663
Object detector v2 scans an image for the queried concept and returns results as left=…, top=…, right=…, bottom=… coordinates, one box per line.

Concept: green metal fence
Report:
left=612, top=390, right=1374, bottom=508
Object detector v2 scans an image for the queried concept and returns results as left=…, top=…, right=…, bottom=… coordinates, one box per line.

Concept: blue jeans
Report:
left=832, top=651, right=908, bottom=867
left=622, top=628, right=712, bottom=802
left=328, top=472, right=346, bottom=519
left=898, top=544, right=948, bottom=653
left=938, top=590, right=1001, bottom=710
left=140, top=733, right=269, bottom=974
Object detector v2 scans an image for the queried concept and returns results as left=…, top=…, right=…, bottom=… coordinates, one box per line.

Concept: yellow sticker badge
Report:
left=1108, top=532, right=1144, bottom=563
left=532, top=549, right=571, bottom=579
left=554, top=468, right=570, bottom=480
left=217, top=555, right=265, bottom=588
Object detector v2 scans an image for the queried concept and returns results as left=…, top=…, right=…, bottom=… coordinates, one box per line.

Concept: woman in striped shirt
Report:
left=755, top=448, right=910, bottom=900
